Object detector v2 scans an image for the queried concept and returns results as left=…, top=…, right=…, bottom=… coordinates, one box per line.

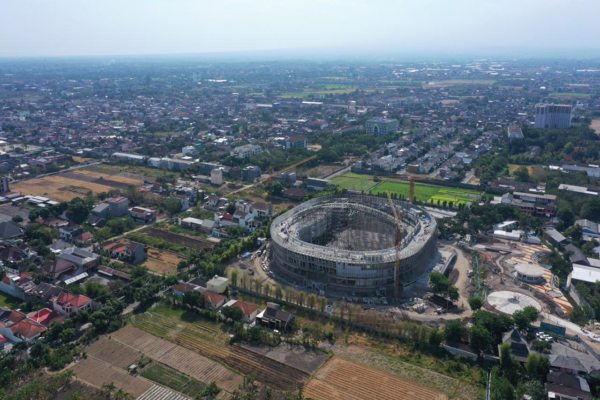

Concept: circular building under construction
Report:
left=270, top=194, right=437, bottom=298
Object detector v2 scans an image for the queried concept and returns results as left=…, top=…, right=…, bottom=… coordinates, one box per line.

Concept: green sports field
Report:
left=331, top=172, right=481, bottom=206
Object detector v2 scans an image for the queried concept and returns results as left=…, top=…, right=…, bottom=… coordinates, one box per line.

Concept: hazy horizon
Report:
left=1, top=0, right=600, bottom=59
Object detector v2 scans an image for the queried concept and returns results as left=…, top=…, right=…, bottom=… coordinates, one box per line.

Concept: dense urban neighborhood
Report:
left=0, top=56, right=600, bottom=400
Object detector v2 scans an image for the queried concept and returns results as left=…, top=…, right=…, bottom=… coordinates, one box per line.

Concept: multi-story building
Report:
left=0, top=176, right=9, bottom=194
left=501, top=191, right=557, bottom=217
left=365, top=117, right=399, bottom=135
left=534, top=104, right=572, bottom=129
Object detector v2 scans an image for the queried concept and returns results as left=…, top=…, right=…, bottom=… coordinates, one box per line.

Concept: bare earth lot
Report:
left=70, top=356, right=153, bottom=398
left=591, top=119, right=600, bottom=135
left=239, top=342, right=328, bottom=374
left=305, top=357, right=447, bottom=400
left=12, top=166, right=144, bottom=202
left=145, top=248, right=185, bottom=276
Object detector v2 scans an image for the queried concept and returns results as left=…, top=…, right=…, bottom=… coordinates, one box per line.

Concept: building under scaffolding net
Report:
left=270, top=194, right=437, bottom=298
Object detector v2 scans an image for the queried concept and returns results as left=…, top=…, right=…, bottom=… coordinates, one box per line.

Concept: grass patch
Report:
left=0, top=292, right=22, bottom=308
left=332, top=172, right=481, bottom=206
left=549, top=92, right=592, bottom=99
left=140, top=362, right=207, bottom=396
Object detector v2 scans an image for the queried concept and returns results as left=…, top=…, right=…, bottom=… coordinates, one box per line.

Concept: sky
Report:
left=1, top=0, right=599, bottom=58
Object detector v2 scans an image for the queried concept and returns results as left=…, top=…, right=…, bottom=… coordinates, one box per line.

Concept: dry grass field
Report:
left=304, top=357, right=448, bottom=400
left=144, top=248, right=184, bottom=275
left=12, top=166, right=144, bottom=202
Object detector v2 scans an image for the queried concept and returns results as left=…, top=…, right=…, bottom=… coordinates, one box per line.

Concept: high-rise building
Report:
left=534, top=104, right=572, bottom=129
left=0, top=176, right=9, bottom=194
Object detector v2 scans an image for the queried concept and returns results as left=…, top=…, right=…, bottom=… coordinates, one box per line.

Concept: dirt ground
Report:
left=12, top=167, right=144, bottom=202
left=144, top=248, right=184, bottom=275
left=239, top=342, right=329, bottom=374
left=304, top=357, right=447, bottom=400
left=69, top=356, right=153, bottom=398
left=591, top=119, right=600, bottom=135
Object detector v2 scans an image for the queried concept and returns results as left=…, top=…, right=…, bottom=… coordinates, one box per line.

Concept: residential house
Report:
left=0, top=309, right=46, bottom=344
left=51, top=292, right=92, bottom=316
left=223, top=299, right=258, bottom=323
left=41, top=258, right=77, bottom=281
left=0, top=272, right=35, bottom=300
left=59, top=225, right=83, bottom=242
left=170, top=282, right=200, bottom=297
left=499, top=329, right=530, bottom=363
left=206, top=275, right=229, bottom=294
left=26, top=308, right=63, bottom=328
left=257, top=303, right=294, bottom=331
left=129, top=206, right=156, bottom=224
left=202, top=290, right=226, bottom=310
left=102, top=241, right=147, bottom=265
left=285, top=134, right=307, bottom=150
left=576, top=219, right=600, bottom=239
left=546, top=371, right=592, bottom=400
left=57, top=247, right=100, bottom=270
left=96, top=265, right=132, bottom=281
left=0, top=218, right=23, bottom=243
left=180, top=217, right=215, bottom=234
left=231, top=144, right=263, bottom=159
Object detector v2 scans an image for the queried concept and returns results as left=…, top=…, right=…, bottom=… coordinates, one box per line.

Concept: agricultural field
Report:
left=334, top=339, right=484, bottom=400
left=140, top=362, right=207, bottom=397
left=331, top=172, right=481, bottom=206
left=128, top=305, right=314, bottom=391
left=12, top=166, right=144, bottom=202
left=304, top=357, right=447, bottom=400
left=549, top=92, right=592, bottom=99
left=112, top=324, right=243, bottom=395
left=144, top=248, right=185, bottom=275
left=143, top=227, right=217, bottom=250
left=70, top=356, right=153, bottom=398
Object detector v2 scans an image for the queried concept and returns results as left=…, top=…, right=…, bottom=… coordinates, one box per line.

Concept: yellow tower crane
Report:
left=386, top=192, right=403, bottom=298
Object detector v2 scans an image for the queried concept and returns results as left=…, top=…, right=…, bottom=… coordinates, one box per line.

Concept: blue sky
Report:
left=0, top=0, right=598, bottom=57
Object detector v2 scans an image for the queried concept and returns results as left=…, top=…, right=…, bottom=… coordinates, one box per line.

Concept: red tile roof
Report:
left=56, top=292, right=92, bottom=308
left=203, top=290, right=225, bottom=306
left=11, top=319, right=46, bottom=339
left=232, top=300, right=258, bottom=317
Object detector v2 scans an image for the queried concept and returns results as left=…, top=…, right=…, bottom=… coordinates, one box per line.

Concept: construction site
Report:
left=269, top=194, right=438, bottom=298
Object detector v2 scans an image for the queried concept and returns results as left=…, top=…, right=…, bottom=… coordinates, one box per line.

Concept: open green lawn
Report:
left=549, top=92, right=592, bottom=99
left=330, top=172, right=379, bottom=192
left=140, top=362, right=206, bottom=396
left=281, top=84, right=358, bottom=98
left=332, top=172, right=481, bottom=206
left=0, top=292, right=21, bottom=308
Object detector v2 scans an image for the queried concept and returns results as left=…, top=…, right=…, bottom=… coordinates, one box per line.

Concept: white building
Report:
left=534, top=104, right=572, bottom=129
left=231, top=144, right=263, bottom=159
left=211, top=167, right=224, bottom=185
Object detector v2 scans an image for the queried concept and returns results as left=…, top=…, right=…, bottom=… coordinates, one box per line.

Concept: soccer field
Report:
left=332, top=173, right=481, bottom=206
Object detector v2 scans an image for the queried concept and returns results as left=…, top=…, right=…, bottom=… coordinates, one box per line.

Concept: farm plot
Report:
left=129, top=310, right=311, bottom=391
left=70, top=356, right=153, bottom=398
left=144, top=248, right=184, bottom=276
left=304, top=357, right=447, bottom=400
left=85, top=336, right=141, bottom=369
left=112, top=324, right=243, bottom=394
left=144, top=227, right=217, bottom=250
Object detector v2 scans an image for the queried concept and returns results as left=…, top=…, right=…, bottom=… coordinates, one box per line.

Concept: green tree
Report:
left=444, top=319, right=465, bottom=343
left=468, top=296, right=483, bottom=310
left=66, top=198, right=90, bottom=224
left=525, top=353, right=550, bottom=381
left=514, top=166, right=530, bottom=182
left=469, top=324, right=493, bottom=353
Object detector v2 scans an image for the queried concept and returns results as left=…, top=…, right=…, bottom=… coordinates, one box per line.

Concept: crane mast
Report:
left=386, top=192, right=403, bottom=298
